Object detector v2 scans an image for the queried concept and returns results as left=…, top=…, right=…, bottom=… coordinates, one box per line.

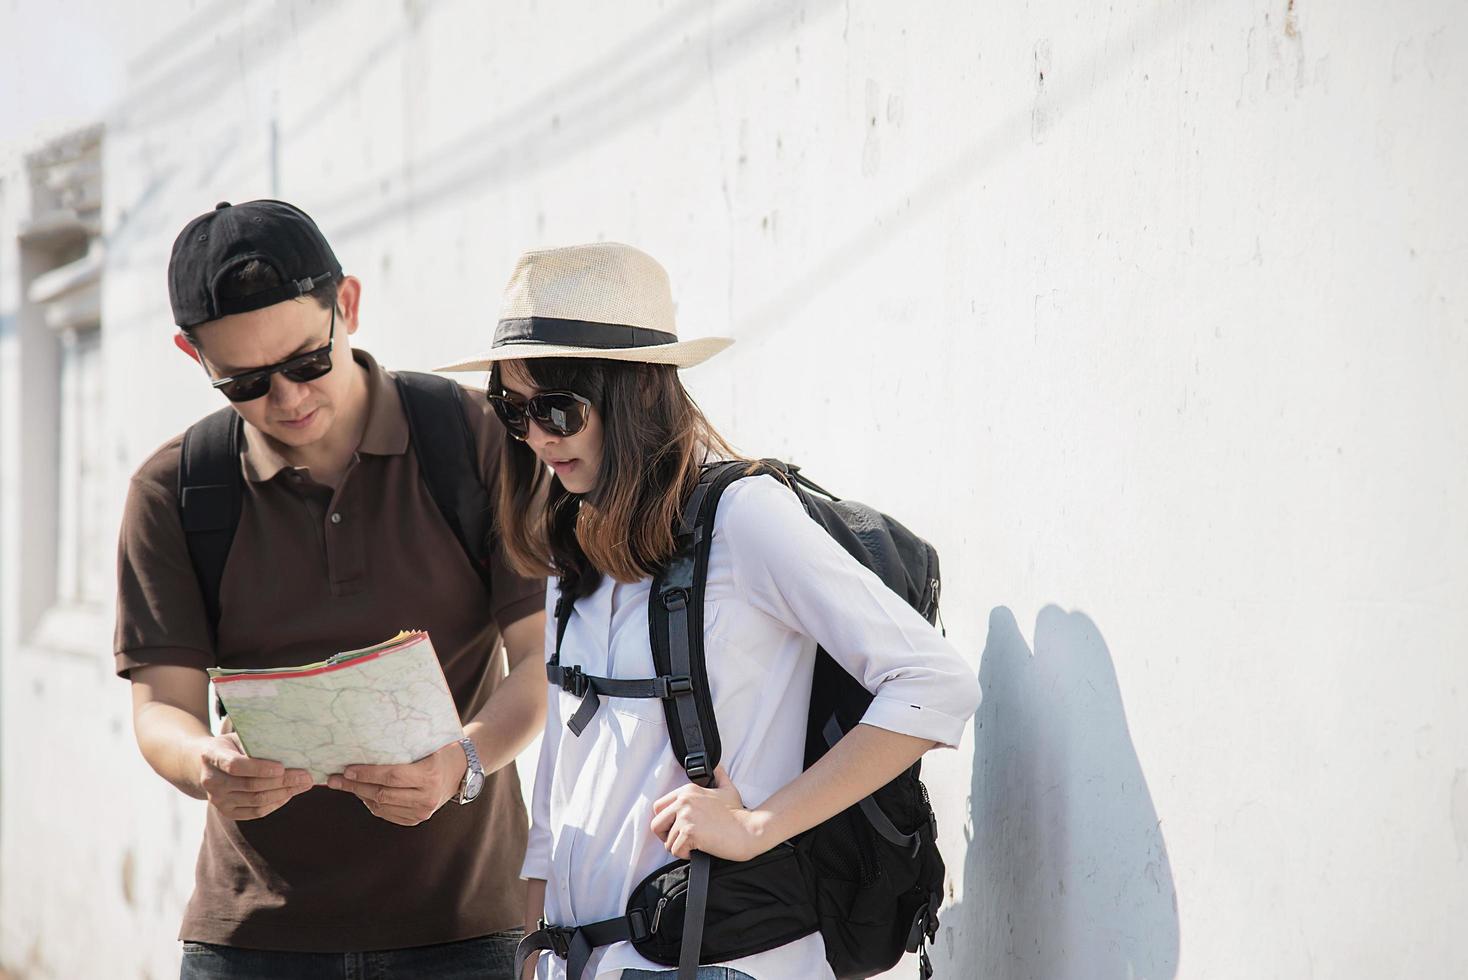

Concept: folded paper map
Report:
left=207, top=631, right=463, bottom=785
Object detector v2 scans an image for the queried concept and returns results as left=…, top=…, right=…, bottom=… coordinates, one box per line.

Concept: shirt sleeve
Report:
left=114, top=475, right=216, bottom=678
left=717, top=475, right=981, bottom=748
left=520, top=578, right=560, bottom=881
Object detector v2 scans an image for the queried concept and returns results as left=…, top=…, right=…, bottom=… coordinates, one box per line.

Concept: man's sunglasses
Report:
left=488, top=388, right=593, bottom=440
left=207, top=305, right=336, bottom=402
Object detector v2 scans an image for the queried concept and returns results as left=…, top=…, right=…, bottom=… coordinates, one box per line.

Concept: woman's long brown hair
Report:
left=491, top=357, right=748, bottom=599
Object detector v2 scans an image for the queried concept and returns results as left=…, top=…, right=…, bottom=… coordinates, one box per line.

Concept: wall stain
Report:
left=122, top=849, right=138, bottom=908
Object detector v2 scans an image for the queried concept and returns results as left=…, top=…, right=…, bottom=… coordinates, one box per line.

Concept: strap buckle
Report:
left=653, top=674, right=694, bottom=698
left=536, top=918, right=571, bottom=958
left=627, top=906, right=651, bottom=943
left=684, top=752, right=710, bottom=781
left=661, top=587, right=689, bottom=611
left=559, top=665, right=590, bottom=698
left=906, top=904, right=939, bottom=953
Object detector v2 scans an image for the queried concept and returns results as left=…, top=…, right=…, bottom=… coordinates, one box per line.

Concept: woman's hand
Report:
left=650, top=764, right=766, bottom=862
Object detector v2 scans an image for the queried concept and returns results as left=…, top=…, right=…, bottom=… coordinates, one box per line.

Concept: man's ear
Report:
left=337, top=276, right=362, bottom=337
left=173, top=332, right=201, bottom=363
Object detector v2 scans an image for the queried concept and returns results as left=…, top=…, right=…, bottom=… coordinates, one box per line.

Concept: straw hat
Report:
left=434, top=243, right=734, bottom=372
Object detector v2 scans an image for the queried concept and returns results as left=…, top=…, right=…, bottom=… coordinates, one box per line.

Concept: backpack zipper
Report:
left=651, top=896, right=670, bottom=933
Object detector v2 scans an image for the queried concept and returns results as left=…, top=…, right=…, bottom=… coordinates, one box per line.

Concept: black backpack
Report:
left=517, top=459, right=947, bottom=980
left=177, top=371, right=495, bottom=641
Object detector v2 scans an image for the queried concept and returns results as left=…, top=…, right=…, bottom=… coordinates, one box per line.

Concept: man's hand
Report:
left=649, top=764, right=765, bottom=862
left=196, top=732, right=313, bottom=821
left=327, top=739, right=467, bottom=826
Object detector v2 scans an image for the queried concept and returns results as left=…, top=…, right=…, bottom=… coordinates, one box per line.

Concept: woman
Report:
left=437, top=243, right=981, bottom=980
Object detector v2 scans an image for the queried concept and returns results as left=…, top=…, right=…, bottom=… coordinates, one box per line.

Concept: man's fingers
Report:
left=341, top=764, right=416, bottom=788
left=331, top=775, right=425, bottom=809
left=209, top=750, right=285, bottom=779
left=220, top=782, right=314, bottom=821
left=209, top=771, right=308, bottom=794
left=361, top=799, right=431, bottom=827
left=229, top=800, right=287, bottom=821
left=223, top=785, right=297, bottom=810
left=331, top=775, right=385, bottom=802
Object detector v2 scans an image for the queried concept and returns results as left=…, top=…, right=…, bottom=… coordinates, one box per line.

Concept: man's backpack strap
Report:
left=394, top=371, right=494, bottom=592
left=179, top=406, right=245, bottom=635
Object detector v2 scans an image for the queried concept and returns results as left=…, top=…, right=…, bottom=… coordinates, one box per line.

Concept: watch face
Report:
left=464, top=769, right=485, bottom=802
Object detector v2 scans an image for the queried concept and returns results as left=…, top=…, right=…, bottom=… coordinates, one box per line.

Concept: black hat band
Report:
left=493, top=317, right=679, bottom=350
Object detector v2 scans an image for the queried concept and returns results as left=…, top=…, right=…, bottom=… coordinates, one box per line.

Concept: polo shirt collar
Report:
left=240, top=348, right=409, bottom=483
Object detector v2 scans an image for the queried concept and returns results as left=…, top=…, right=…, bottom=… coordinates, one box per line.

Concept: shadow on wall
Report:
left=942, top=606, right=1179, bottom=980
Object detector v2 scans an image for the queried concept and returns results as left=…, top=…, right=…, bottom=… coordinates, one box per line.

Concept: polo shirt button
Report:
left=330, top=512, right=343, bottom=525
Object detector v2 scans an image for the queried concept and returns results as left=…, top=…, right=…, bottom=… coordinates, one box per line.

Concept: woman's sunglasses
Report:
left=208, top=306, right=336, bottom=403
left=488, top=388, right=593, bottom=440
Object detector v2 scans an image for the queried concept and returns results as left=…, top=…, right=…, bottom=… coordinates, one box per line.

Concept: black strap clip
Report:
left=661, top=587, right=689, bottom=611
left=684, top=752, right=710, bottom=781
left=626, top=907, right=651, bottom=943
left=906, top=904, right=940, bottom=953
left=653, top=674, right=694, bottom=698
left=537, top=919, right=571, bottom=959
left=559, top=664, right=590, bottom=698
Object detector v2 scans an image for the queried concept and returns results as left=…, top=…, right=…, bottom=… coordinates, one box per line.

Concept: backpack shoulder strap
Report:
left=649, top=459, right=784, bottom=787
left=178, top=406, right=245, bottom=636
left=394, top=371, right=494, bottom=592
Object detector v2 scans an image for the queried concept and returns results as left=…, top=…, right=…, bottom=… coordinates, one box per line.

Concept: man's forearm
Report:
left=463, top=649, right=547, bottom=777
left=133, top=700, right=212, bottom=799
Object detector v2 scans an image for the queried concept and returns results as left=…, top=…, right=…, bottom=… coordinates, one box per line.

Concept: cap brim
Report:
left=434, top=336, right=734, bottom=373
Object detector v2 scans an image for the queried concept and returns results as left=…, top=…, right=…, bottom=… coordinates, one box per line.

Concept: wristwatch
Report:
left=455, top=736, right=485, bottom=804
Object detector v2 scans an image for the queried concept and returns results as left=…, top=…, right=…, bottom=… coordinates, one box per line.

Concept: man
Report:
left=116, top=199, right=546, bottom=979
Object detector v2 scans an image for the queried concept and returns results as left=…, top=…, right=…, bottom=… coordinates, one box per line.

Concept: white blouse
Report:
left=521, top=474, right=982, bottom=980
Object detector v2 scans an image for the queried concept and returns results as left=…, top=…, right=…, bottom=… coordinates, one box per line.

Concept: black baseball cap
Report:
left=167, top=199, right=342, bottom=328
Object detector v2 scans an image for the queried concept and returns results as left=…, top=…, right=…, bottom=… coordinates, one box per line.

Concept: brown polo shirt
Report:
left=114, top=348, right=545, bottom=952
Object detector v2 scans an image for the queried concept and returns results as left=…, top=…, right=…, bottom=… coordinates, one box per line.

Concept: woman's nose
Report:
left=525, top=419, right=557, bottom=453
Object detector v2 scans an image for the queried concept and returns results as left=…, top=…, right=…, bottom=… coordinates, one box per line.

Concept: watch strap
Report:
left=456, top=736, right=484, bottom=803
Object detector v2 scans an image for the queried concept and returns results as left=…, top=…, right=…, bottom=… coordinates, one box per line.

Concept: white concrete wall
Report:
left=3, top=0, right=1466, bottom=977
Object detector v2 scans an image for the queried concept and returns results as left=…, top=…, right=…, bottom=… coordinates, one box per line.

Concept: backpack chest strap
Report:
left=546, top=660, right=694, bottom=735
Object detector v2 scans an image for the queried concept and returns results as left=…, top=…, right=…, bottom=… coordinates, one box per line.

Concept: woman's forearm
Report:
left=748, top=723, right=936, bottom=849
left=522, top=878, right=547, bottom=979
left=523, top=877, right=546, bottom=932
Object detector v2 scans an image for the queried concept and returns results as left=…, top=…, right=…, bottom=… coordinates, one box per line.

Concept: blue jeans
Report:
left=620, top=970, right=756, bottom=979
left=179, top=930, right=520, bottom=979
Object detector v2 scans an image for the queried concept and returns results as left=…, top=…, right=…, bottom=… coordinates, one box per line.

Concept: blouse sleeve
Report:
left=716, top=475, right=981, bottom=748
left=519, top=579, right=560, bottom=881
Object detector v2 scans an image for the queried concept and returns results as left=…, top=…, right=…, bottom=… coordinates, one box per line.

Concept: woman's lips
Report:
left=549, top=459, right=579, bottom=476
